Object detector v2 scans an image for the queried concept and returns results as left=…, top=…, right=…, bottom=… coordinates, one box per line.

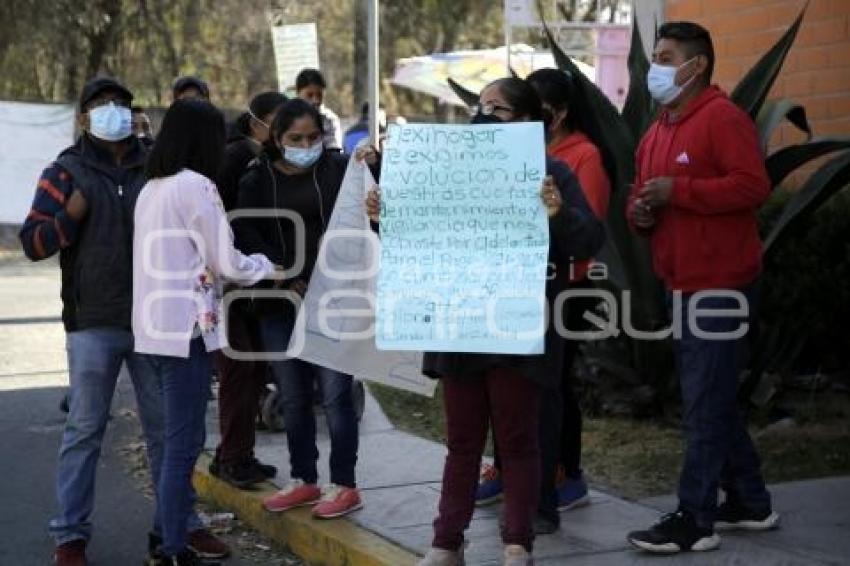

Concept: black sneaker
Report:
left=533, top=514, right=560, bottom=535
left=249, top=457, right=277, bottom=479
left=716, top=501, right=780, bottom=531
left=628, top=510, right=721, bottom=554
left=215, top=460, right=265, bottom=490
left=145, top=532, right=165, bottom=566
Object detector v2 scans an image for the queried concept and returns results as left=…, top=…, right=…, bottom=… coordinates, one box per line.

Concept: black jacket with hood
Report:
left=56, top=135, right=148, bottom=331
left=233, top=150, right=350, bottom=319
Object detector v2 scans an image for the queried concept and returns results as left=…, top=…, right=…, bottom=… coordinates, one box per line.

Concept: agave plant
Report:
left=448, top=3, right=850, bottom=413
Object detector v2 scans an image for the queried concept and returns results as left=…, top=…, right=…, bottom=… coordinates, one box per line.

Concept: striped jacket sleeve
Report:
left=18, top=163, right=80, bottom=260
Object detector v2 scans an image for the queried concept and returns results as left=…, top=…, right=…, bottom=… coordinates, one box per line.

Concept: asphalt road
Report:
left=0, top=255, right=273, bottom=565
left=0, top=370, right=160, bottom=565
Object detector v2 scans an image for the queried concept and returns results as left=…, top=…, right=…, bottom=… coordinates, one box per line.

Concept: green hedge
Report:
left=758, top=187, right=850, bottom=372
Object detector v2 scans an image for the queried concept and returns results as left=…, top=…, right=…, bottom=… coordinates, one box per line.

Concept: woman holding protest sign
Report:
left=473, top=68, right=616, bottom=533
left=234, top=98, right=377, bottom=520
left=366, top=77, right=605, bottom=566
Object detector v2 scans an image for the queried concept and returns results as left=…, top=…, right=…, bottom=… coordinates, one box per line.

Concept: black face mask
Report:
left=470, top=112, right=504, bottom=125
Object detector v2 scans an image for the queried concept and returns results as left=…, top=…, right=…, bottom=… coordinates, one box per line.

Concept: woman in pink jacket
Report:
left=132, top=99, right=279, bottom=566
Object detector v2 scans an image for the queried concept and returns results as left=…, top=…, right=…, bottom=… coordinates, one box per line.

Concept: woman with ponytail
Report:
left=219, top=92, right=288, bottom=211
left=208, top=90, right=287, bottom=491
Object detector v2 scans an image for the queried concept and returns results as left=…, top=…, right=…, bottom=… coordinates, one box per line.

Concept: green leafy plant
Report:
left=448, top=3, right=850, bottom=413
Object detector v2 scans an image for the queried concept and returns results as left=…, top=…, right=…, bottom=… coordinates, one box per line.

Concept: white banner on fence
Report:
left=289, top=158, right=435, bottom=397
left=0, top=101, right=75, bottom=225
left=271, top=23, right=320, bottom=93
left=504, top=0, right=539, bottom=26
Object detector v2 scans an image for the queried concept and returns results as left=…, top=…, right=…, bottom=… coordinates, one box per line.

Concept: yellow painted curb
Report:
left=193, top=453, right=419, bottom=566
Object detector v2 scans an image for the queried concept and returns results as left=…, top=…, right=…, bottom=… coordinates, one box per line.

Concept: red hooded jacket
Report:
left=627, top=86, right=770, bottom=292
left=549, top=131, right=611, bottom=281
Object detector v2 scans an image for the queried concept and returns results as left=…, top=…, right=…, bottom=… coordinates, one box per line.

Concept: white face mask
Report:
left=647, top=57, right=697, bottom=105
left=88, top=102, right=132, bottom=142
left=282, top=140, right=323, bottom=169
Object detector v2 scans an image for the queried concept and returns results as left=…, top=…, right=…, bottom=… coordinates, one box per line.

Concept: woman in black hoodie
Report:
left=234, top=99, right=365, bottom=520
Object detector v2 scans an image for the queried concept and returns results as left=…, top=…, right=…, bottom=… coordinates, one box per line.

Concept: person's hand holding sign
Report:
left=540, top=175, right=563, bottom=217
left=365, top=186, right=381, bottom=223
left=354, top=145, right=379, bottom=166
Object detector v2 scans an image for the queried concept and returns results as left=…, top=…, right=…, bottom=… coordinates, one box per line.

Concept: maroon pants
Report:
left=433, top=368, right=541, bottom=552
left=214, top=311, right=267, bottom=467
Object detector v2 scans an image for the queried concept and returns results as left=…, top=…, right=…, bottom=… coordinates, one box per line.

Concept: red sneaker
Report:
left=54, top=539, right=87, bottom=566
left=312, top=484, right=363, bottom=519
left=263, top=479, right=321, bottom=512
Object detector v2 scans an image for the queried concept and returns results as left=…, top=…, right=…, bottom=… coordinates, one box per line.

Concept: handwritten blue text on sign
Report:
left=376, top=122, right=548, bottom=354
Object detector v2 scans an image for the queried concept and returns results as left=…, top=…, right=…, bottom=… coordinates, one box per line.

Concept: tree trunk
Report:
left=83, top=0, right=122, bottom=79
left=64, top=58, right=79, bottom=102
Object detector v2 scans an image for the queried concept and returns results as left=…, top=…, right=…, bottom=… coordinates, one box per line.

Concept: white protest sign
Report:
left=271, top=23, right=320, bottom=92
left=0, top=101, right=75, bottom=224
left=376, top=122, right=549, bottom=354
left=289, top=158, right=435, bottom=397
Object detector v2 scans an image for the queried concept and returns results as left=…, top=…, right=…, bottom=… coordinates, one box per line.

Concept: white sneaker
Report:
left=715, top=501, right=781, bottom=531
left=416, top=546, right=465, bottom=566
left=503, top=544, right=534, bottom=566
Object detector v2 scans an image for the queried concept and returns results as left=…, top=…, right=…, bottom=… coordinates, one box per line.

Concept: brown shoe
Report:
left=54, top=539, right=87, bottom=566
left=187, top=528, right=230, bottom=559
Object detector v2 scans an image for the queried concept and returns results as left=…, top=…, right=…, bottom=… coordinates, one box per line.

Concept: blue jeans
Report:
left=50, top=328, right=202, bottom=545
left=672, top=287, right=771, bottom=528
left=137, top=337, right=211, bottom=556
left=259, top=314, right=359, bottom=487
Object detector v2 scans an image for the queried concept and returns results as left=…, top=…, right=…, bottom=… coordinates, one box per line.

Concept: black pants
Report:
left=214, top=308, right=267, bottom=467
left=673, top=286, right=770, bottom=528
left=495, top=282, right=596, bottom=523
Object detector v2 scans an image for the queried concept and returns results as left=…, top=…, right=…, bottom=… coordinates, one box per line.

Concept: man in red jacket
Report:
left=625, top=22, right=780, bottom=554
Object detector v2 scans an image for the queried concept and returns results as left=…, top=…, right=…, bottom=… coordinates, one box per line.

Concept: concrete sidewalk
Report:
left=197, top=390, right=850, bottom=566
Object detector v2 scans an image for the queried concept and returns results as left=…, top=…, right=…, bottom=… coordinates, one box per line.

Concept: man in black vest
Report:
left=20, top=77, right=228, bottom=566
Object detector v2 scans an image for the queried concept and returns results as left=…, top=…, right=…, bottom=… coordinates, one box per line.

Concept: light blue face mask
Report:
left=647, top=57, right=699, bottom=106
left=88, top=102, right=132, bottom=142
left=283, top=141, right=323, bottom=168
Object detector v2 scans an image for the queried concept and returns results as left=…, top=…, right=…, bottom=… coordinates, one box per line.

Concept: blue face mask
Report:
left=647, top=57, right=697, bottom=105
left=88, top=102, right=132, bottom=142
left=283, top=141, right=323, bottom=168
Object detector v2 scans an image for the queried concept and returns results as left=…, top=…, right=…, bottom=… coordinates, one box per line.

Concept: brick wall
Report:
left=664, top=0, right=850, bottom=150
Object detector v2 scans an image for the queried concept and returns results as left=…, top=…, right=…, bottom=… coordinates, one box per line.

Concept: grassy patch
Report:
left=369, top=382, right=447, bottom=444
left=368, top=382, right=850, bottom=500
